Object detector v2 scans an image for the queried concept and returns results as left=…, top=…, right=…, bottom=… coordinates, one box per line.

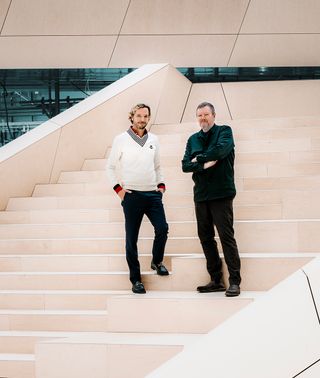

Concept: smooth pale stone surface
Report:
left=0, top=220, right=319, bottom=253
left=230, top=34, right=320, bottom=67
left=0, top=237, right=202, bottom=254
left=0, top=0, right=11, bottom=28
left=36, top=343, right=109, bottom=378
left=282, top=191, right=320, bottom=219
left=0, top=309, right=109, bottom=331
left=107, top=292, right=253, bottom=333
left=0, top=209, right=112, bottom=224
left=0, top=63, right=191, bottom=211
left=242, top=176, right=320, bottom=191
left=35, top=333, right=201, bottom=378
left=297, top=361, right=320, bottom=378
left=121, top=0, right=248, bottom=34
left=0, top=126, right=60, bottom=211
left=0, top=330, right=92, bottom=353
left=182, top=83, right=231, bottom=122
left=0, top=35, right=117, bottom=68
left=109, top=35, right=236, bottom=68
left=223, top=80, right=320, bottom=119
left=148, top=267, right=320, bottom=378
left=0, top=357, right=34, bottom=378
left=0, top=290, right=131, bottom=311
left=170, top=255, right=314, bottom=291
left=2, top=0, right=129, bottom=35
left=0, top=254, right=172, bottom=272
left=302, top=258, right=320, bottom=312
left=0, top=207, right=195, bottom=223
left=241, top=0, right=320, bottom=33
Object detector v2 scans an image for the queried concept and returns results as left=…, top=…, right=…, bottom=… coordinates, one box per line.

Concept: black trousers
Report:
left=195, top=197, right=241, bottom=286
left=122, top=190, right=168, bottom=284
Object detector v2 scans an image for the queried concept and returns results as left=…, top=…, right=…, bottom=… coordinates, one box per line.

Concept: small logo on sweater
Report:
left=149, top=145, right=153, bottom=149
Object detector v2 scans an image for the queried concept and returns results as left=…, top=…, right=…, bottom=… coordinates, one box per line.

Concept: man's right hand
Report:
left=117, top=189, right=132, bottom=200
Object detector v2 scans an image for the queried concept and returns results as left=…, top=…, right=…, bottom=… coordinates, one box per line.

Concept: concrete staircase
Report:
left=0, top=117, right=319, bottom=377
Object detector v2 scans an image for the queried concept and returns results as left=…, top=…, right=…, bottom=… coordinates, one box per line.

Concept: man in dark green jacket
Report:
left=182, top=102, right=241, bottom=297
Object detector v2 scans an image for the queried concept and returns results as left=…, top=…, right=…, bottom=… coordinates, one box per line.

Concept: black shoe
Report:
left=225, top=284, right=240, bottom=297
left=151, top=261, right=169, bottom=276
left=132, top=281, right=146, bottom=294
left=197, top=281, right=226, bottom=293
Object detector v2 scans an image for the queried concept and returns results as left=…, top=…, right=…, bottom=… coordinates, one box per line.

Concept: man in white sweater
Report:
left=107, top=103, right=169, bottom=294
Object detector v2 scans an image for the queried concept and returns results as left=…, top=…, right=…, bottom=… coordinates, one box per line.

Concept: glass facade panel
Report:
left=1, top=66, right=320, bottom=146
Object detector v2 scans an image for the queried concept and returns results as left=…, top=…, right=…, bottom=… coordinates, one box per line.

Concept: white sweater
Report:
left=106, top=130, right=165, bottom=191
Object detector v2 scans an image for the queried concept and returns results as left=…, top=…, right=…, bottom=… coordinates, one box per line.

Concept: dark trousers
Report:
left=122, top=190, right=168, bottom=284
left=195, top=197, right=241, bottom=286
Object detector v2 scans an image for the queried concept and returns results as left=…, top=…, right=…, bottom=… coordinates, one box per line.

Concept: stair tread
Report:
left=0, top=309, right=108, bottom=315
left=0, top=331, right=202, bottom=346
left=0, top=353, right=34, bottom=361
left=0, top=289, right=131, bottom=294
left=1, top=218, right=320, bottom=227
left=0, top=290, right=262, bottom=298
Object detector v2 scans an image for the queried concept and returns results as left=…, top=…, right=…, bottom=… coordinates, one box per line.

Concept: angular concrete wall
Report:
left=1, top=0, right=320, bottom=68
left=0, top=64, right=191, bottom=210
left=148, top=258, right=320, bottom=378
left=183, top=80, right=320, bottom=122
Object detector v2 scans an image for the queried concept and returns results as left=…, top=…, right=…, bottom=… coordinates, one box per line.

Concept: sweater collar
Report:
left=127, top=126, right=148, bottom=147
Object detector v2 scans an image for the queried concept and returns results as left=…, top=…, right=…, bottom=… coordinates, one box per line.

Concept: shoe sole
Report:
left=197, top=288, right=226, bottom=293
left=151, top=266, right=169, bottom=276
left=132, top=289, right=146, bottom=294
left=225, top=292, right=240, bottom=297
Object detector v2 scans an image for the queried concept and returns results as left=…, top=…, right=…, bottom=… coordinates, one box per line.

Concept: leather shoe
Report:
left=225, top=284, right=240, bottom=297
left=151, top=261, right=169, bottom=276
left=132, top=281, right=146, bottom=294
left=197, top=281, right=226, bottom=293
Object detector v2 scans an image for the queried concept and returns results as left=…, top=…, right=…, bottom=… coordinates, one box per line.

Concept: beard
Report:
left=200, top=122, right=212, bottom=133
left=135, top=122, right=147, bottom=129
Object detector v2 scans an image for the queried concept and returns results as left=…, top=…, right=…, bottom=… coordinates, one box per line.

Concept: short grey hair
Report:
left=196, top=102, right=215, bottom=114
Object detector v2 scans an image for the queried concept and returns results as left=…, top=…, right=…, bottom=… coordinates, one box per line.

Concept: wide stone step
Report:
left=0, top=253, right=174, bottom=272
left=0, top=237, right=201, bottom=254
left=156, top=135, right=316, bottom=155
left=32, top=181, right=192, bottom=196
left=0, top=207, right=196, bottom=223
left=168, top=254, right=315, bottom=291
left=0, top=309, right=108, bottom=331
left=0, top=291, right=260, bottom=334
left=157, top=136, right=315, bottom=154
left=154, top=118, right=320, bottom=135
left=0, top=290, right=130, bottom=310
left=35, top=332, right=201, bottom=378
left=0, top=271, right=170, bottom=291
left=4, top=188, right=320, bottom=219
left=83, top=148, right=320, bottom=171
left=0, top=353, right=34, bottom=378
left=0, top=330, right=197, bottom=355
left=3, top=189, right=320, bottom=220
left=241, top=175, right=320, bottom=190
left=57, top=162, right=320, bottom=184
left=0, top=254, right=315, bottom=291
left=0, top=220, right=319, bottom=253
left=0, top=331, right=102, bottom=354
left=7, top=188, right=320, bottom=220
left=0, top=208, right=113, bottom=224
left=6, top=195, right=117, bottom=210
left=107, top=291, right=261, bottom=334
left=32, top=181, right=320, bottom=201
